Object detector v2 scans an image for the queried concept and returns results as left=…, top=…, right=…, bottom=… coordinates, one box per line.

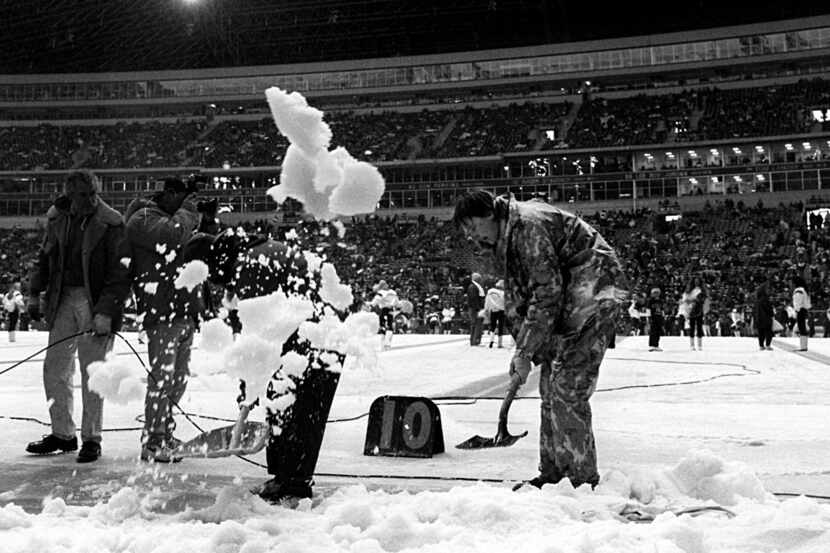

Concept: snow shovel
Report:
left=455, top=430, right=528, bottom=449
left=174, top=405, right=270, bottom=458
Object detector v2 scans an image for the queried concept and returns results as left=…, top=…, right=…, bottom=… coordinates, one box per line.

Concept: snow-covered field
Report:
left=1, top=332, right=830, bottom=552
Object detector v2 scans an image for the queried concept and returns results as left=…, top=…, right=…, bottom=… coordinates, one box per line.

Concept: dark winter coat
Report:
left=124, top=197, right=204, bottom=329
left=466, top=281, right=484, bottom=311
left=29, top=197, right=130, bottom=330
left=754, top=284, right=774, bottom=330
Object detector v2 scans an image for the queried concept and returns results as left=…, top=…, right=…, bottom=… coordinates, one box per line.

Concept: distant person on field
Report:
left=3, top=281, right=25, bottom=342
left=792, top=276, right=811, bottom=351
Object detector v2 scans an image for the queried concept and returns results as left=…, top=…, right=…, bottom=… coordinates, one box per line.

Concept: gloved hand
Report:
left=509, top=352, right=532, bottom=385
left=92, top=313, right=112, bottom=336
left=27, top=297, right=42, bottom=322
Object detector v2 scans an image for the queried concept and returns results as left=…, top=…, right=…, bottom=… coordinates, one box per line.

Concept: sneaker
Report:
left=765, top=346, right=774, bottom=351
left=26, top=434, right=78, bottom=455
left=77, top=441, right=101, bottom=463
left=691, top=345, right=696, bottom=351
left=254, top=477, right=313, bottom=503
left=140, top=443, right=183, bottom=463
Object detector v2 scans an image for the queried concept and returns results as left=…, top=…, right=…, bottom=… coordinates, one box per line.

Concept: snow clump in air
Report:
left=319, top=262, right=353, bottom=311
left=265, top=87, right=385, bottom=220
left=173, top=260, right=209, bottom=292
left=87, top=354, right=145, bottom=404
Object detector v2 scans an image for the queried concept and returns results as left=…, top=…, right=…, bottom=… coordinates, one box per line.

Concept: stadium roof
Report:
left=2, top=1, right=830, bottom=74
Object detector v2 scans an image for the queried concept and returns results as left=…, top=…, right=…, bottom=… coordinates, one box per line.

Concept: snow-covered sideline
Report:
left=3, top=450, right=829, bottom=553
left=3, top=334, right=830, bottom=552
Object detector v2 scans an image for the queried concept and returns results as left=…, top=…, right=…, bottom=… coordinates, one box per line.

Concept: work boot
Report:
left=77, top=441, right=101, bottom=463
left=512, top=474, right=559, bottom=491
left=254, top=477, right=313, bottom=503
left=26, top=434, right=78, bottom=455
left=140, top=442, right=182, bottom=463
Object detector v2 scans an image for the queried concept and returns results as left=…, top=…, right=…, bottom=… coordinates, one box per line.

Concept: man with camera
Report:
left=123, top=175, right=216, bottom=462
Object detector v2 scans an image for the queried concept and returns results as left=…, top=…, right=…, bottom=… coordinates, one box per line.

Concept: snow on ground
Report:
left=1, top=332, right=830, bottom=552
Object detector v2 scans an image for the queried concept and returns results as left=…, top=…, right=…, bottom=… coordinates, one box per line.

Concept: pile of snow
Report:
left=87, top=354, right=146, bottom=404
left=265, top=87, right=385, bottom=220
left=193, top=263, right=379, bottom=416
left=299, top=311, right=380, bottom=372
left=596, top=450, right=771, bottom=507
left=198, top=317, right=235, bottom=353
left=3, top=451, right=830, bottom=553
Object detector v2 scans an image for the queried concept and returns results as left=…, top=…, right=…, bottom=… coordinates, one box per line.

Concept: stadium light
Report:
left=802, top=142, right=812, bottom=150
left=785, top=143, right=794, bottom=151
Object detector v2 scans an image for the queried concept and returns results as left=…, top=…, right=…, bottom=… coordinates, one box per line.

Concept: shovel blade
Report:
left=455, top=430, right=528, bottom=449
left=175, top=422, right=270, bottom=458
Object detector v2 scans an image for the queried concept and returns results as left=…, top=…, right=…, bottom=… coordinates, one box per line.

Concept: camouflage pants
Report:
left=538, top=309, right=617, bottom=488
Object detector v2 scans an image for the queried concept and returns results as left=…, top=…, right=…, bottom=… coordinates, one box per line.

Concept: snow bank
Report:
left=265, top=87, right=385, bottom=220
left=596, top=450, right=771, bottom=507
left=5, top=471, right=830, bottom=553
left=87, top=353, right=146, bottom=404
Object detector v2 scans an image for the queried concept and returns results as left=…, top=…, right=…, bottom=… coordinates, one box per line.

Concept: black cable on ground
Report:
left=5, top=335, right=827, bottom=497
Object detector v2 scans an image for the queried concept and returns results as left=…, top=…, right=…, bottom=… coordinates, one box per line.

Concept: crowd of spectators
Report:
left=566, top=78, right=830, bottom=150
left=3, top=197, right=829, bottom=337
left=2, top=79, right=830, bottom=171
left=0, top=121, right=204, bottom=170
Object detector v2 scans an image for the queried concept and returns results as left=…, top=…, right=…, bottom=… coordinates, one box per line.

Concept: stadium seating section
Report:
left=3, top=78, right=828, bottom=171
left=3, top=198, right=827, bottom=336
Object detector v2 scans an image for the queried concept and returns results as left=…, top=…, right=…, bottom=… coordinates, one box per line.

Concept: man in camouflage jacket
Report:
left=454, top=190, right=628, bottom=489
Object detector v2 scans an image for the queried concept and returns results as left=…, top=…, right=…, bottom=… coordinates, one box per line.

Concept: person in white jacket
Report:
left=792, top=276, right=811, bottom=351
left=627, top=293, right=647, bottom=336
left=3, top=282, right=25, bottom=343
left=484, top=280, right=506, bottom=348
left=371, top=280, right=399, bottom=350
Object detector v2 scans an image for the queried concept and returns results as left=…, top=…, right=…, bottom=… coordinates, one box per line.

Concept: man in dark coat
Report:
left=466, top=272, right=485, bottom=345
left=26, top=170, right=130, bottom=463
left=754, top=281, right=774, bottom=351
left=123, top=177, right=206, bottom=462
left=184, top=229, right=345, bottom=502
left=454, top=190, right=628, bottom=490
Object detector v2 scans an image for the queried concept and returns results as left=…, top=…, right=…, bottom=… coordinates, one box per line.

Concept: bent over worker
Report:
left=454, top=190, right=628, bottom=489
